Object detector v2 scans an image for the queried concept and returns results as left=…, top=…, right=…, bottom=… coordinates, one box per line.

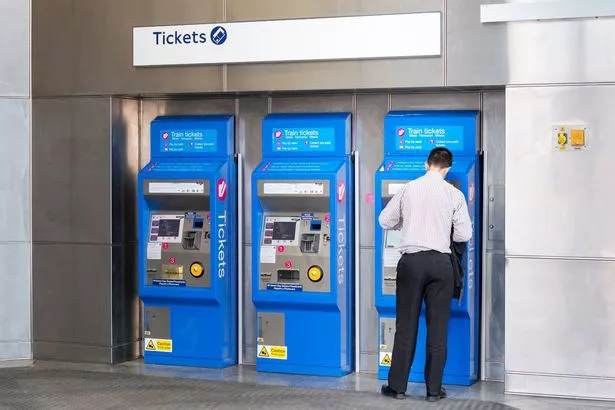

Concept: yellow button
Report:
left=190, top=262, right=204, bottom=278
left=308, top=266, right=323, bottom=282
left=570, top=129, right=585, bottom=146
left=557, top=132, right=567, bottom=145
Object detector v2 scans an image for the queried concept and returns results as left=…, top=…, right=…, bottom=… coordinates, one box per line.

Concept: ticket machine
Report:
left=252, top=113, right=354, bottom=376
left=375, top=111, right=481, bottom=385
left=138, top=115, right=237, bottom=368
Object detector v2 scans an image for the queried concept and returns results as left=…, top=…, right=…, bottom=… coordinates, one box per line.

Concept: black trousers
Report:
left=387, top=250, right=454, bottom=395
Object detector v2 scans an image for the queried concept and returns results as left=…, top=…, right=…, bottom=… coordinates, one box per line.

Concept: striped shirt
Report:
left=378, top=171, right=473, bottom=254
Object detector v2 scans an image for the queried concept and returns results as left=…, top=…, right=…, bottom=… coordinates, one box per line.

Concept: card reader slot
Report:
left=278, top=269, right=300, bottom=282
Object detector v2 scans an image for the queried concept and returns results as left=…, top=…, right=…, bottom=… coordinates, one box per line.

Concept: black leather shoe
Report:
left=381, top=384, right=405, bottom=400
left=426, top=387, right=447, bottom=402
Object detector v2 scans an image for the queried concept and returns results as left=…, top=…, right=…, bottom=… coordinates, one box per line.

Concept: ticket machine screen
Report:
left=272, top=222, right=296, bottom=241
left=384, top=229, right=402, bottom=249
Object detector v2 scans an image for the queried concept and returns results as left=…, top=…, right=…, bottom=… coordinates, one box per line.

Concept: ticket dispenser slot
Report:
left=138, top=115, right=237, bottom=369
left=252, top=112, right=354, bottom=377
left=375, top=111, right=481, bottom=386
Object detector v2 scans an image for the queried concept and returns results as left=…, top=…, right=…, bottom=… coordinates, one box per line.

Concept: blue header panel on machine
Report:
left=262, top=113, right=351, bottom=157
left=384, top=111, right=478, bottom=156
left=150, top=115, right=234, bottom=159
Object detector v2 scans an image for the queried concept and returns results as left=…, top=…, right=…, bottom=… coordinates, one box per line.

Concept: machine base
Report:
left=144, top=355, right=236, bottom=369
left=256, top=362, right=351, bottom=377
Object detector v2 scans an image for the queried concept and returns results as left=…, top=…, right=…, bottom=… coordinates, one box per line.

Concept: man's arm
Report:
left=452, top=190, right=472, bottom=242
left=378, top=185, right=405, bottom=230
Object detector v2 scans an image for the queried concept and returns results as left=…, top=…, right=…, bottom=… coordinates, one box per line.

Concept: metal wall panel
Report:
left=446, top=0, right=508, bottom=86
left=111, top=99, right=141, bottom=363
left=32, top=0, right=225, bottom=97
left=227, top=0, right=442, bottom=21
left=0, top=0, right=29, bottom=97
left=505, top=257, right=615, bottom=399
left=359, top=248, right=378, bottom=373
left=481, top=92, right=506, bottom=381
left=32, top=97, right=112, bottom=244
left=506, top=14, right=615, bottom=85
left=0, top=243, right=31, bottom=360
left=270, top=95, right=354, bottom=114
left=0, top=99, right=30, bottom=242
left=111, top=244, right=140, bottom=363
left=112, top=98, right=140, bottom=245
left=506, top=86, right=615, bottom=259
left=242, top=245, right=256, bottom=364
left=33, top=244, right=112, bottom=348
left=227, top=58, right=444, bottom=93
left=391, top=92, right=481, bottom=111
left=356, top=94, right=388, bottom=248
left=236, top=97, right=268, bottom=364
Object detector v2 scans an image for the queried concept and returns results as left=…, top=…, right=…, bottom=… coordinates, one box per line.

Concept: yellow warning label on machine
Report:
left=380, top=352, right=392, bottom=366
left=145, top=338, right=173, bottom=353
left=257, top=345, right=287, bottom=360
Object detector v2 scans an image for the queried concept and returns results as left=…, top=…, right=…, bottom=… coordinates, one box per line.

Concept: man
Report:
left=379, top=147, right=472, bottom=402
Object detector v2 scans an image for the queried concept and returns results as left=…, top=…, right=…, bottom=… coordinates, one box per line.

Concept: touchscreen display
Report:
left=158, top=219, right=181, bottom=237
left=385, top=229, right=402, bottom=248
left=272, top=222, right=297, bottom=240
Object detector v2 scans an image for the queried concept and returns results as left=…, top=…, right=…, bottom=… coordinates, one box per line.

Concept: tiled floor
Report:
left=22, top=360, right=614, bottom=410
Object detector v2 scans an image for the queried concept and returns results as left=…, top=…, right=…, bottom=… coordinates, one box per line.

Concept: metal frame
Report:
left=481, top=0, right=615, bottom=23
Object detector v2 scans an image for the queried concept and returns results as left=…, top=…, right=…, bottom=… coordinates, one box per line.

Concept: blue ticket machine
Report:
left=375, top=111, right=481, bottom=385
left=138, top=115, right=237, bottom=368
left=252, top=113, right=354, bottom=376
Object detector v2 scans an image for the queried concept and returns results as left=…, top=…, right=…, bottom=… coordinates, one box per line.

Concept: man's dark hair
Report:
left=427, top=147, right=453, bottom=168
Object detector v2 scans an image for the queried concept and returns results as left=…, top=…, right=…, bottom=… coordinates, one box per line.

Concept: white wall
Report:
left=0, top=0, right=31, bottom=362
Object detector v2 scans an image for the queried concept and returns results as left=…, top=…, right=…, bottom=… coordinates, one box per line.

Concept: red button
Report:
left=278, top=246, right=285, bottom=253
left=284, top=260, right=292, bottom=269
left=169, top=257, right=176, bottom=264
left=207, top=214, right=211, bottom=220
left=162, top=243, right=169, bottom=250
left=325, top=215, right=331, bottom=222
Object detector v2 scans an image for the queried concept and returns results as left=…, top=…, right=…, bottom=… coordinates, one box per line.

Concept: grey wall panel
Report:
left=33, top=244, right=112, bottom=347
left=33, top=97, right=112, bottom=244
left=359, top=248, right=378, bottom=373
left=483, top=252, right=505, bottom=381
left=242, top=245, right=256, bottom=364
left=0, top=0, right=29, bottom=96
left=112, top=98, right=140, bottom=244
left=356, top=94, right=387, bottom=248
left=227, top=59, right=444, bottom=93
left=111, top=244, right=139, bottom=363
left=32, top=0, right=74, bottom=97
left=0, top=243, right=31, bottom=360
left=237, top=98, right=267, bottom=364
left=140, top=98, right=235, bottom=167
left=505, top=257, right=615, bottom=399
left=446, top=0, right=508, bottom=87
left=271, top=95, right=354, bottom=114
left=481, top=91, right=506, bottom=382
left=506, top=15, right=615, bottom=85
left=237, top=97, right=268, bottom=243
left=33, top=0, right=225, bottom=97
left=391, top=92, right=481, bottom=111
left=506, top=86, right=615, bottom=259
left=228, top=0, right=442, bottom=21
left=0, top=99, right=30, bottom=242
